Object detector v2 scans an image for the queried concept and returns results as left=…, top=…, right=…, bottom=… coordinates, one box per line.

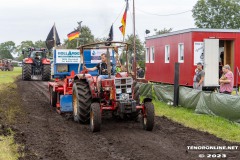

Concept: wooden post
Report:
left=173, top=63, right=180, bottom=106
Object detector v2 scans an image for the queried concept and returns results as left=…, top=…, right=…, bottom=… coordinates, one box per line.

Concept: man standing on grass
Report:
left=219, top=64, right=234, bottom=94
left=193, top=62, right=205, bottom=90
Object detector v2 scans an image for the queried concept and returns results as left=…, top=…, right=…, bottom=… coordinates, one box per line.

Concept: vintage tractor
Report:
left=0, top=59, right=4, bottom=71
left=49, top=42, right=155, bottom=132
left=22, top=48, right=51, bottom=81
left=0, top=59, right=14, bottom=71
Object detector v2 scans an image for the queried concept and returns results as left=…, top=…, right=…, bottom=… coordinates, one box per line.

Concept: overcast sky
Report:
left=0, top=0, right=198, bottom=46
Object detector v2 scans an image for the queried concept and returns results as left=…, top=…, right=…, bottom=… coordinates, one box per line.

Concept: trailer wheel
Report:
left=90, top=103, right=101, bottom=132
left=142, top=102, right=155, bottom=131
left=133, top=81, right=140, bottom=105
left=50, top=86, right=57, bottom=107
left=72, top=81, right=92, bottom=123
left=42, top=65, right=51, bottom=81
left=22, top=63, right=31, bottom=81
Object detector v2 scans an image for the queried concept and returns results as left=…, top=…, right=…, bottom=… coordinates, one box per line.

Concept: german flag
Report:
left=120, top=7, right=127, bottom=36
left=67, top=30, right=80, bottom=41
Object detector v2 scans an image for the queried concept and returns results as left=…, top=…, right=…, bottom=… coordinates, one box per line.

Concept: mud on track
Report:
left=14, top=79, right=240, bottom=160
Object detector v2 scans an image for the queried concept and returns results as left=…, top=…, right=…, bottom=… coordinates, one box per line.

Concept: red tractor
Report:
left=73, top=42, right=154, bottom=132
left=22, top=48, right=51, bottom=81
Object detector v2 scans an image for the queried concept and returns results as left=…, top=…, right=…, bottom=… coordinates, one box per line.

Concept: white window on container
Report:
left=165, top=45, right=170, bottom=63
left=145, top=48, right=149, bottom=63
left=150, top=47, right=155, bottom=63
left=178, top=43, right=184, bottom=63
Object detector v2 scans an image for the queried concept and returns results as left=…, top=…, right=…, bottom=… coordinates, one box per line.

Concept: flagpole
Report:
left=133, top=0, right=136, bottom=79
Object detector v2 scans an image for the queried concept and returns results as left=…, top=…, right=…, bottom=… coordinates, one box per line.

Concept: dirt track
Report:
left=13, top=79, right=239, bottom=160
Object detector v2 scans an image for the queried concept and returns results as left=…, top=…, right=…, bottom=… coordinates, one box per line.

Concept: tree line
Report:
left=0, top=25, right=146, bottom=68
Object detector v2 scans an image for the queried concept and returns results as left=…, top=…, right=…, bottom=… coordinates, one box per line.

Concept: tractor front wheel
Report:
left=90, top=103, right=101, bottom=132
left=142, top=102, right=155, bottom=131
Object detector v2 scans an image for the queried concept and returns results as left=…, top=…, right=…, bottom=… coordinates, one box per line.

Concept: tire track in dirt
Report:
left=15, top=79, right=240, bottom=160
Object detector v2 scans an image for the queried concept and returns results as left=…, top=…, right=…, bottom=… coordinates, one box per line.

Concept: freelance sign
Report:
left=55, top=49, right=80, bottom=64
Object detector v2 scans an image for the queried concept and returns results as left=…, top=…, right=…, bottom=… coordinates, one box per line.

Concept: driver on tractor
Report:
left=35, top=53, right=40, bottom=60
left=84, top=53, right=114, bottom=93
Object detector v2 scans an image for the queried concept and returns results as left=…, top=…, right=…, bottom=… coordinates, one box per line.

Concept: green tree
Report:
left=154, top=28, right=173, bottom=35
left=15, top=41, right=35, bottom=60
left=192, top=0, right=240, bottom=29
left=0, top=41, right=15, bottom=59
left=122, top=34, right=145, bottom=69
left=34, top=40, right=46, bottom=48
left=94, top=37, right=107, bottom=43
left=64, top=25, right=95, bottom=49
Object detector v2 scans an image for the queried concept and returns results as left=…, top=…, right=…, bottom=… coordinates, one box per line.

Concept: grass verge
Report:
left=153, top=100, right=240, bottom=142
left=0, top=69, right=23, bottom=159
left=0, top=67, right=22, bottom=84
left=0, top=132, right=20, bottom=160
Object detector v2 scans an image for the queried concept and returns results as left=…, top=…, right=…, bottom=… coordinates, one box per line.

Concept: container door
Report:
left=203, top=39, right=219, bottom=87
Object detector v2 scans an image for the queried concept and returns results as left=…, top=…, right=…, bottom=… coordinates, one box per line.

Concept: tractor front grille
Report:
left=115, top=77, right=133, bottom=100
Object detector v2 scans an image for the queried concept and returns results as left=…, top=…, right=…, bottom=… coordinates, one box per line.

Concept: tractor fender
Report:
left=42, top=58, right=51, bottom=65
left=23, top=58, right=33, bottom=64
left=143, top=97, right=152, bottom=104
left=74, top=73, right=92, bottom=80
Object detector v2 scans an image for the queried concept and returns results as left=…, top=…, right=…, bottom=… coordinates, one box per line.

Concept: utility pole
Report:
left=133, top=0, right=137, bottom=79
left=76, top=21, right=82, bottom=47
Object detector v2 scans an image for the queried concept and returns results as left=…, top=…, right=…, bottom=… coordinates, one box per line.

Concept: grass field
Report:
left=0, top=67, right=22, bottom=84
left=0, top=132, right=20, bottom=160
left=0, top=67, right=22, bottom=160
left=153, top=100, right=240, bottom=142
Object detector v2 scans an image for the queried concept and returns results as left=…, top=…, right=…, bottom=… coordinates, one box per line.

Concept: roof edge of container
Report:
left=145, top=28, right=240, bottom=40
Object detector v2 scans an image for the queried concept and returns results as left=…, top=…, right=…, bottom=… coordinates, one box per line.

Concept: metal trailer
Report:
left=145, top=28, right=240, bottom=90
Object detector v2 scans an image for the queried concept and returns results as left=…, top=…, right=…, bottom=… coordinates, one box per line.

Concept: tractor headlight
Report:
left=116, top=88, right=122, bottom=94
left=120, top=93, right=129, bottom=100
left=104, top=87, right=110, bottom=91
left=126, top=88, right=132, bottom=93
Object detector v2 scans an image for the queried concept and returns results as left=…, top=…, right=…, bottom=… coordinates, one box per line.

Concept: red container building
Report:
left=145, top=28, right=240, bottom=88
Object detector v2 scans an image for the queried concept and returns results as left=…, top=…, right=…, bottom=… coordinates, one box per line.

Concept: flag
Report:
left=45, top=24, right=61, bottom=50
left=120, top=5, right=127, bottom=36
left=67, top=30, right=80, bottom=41
left=145, top=29, right=150, bottom=34
left=105, top=25, right=113, bottom=46
left=119, top=25, right=123, bottom=34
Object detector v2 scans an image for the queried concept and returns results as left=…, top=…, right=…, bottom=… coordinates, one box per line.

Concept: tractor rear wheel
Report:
left=22, top=63, right=31, bottom=81
left=72, top=80, right=92, bottom=123
left=42, top=65, right=51, bottom=81
left=50, top=86, right=57, bottom=107
left=142, top=102, right=155, bottom=131
left=133, top=81, right=140, bottom=105
left=90, top=103, right=101, bottom=132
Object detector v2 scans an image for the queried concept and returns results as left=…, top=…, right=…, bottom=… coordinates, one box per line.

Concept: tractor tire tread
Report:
left=143, top=102, right=155, bottom=131
left=90, top=103, right=101, bottom=132
left=73, top=80, right=92, bottom=123
left=22, top=63, right=31, bottom=80
left=42, top=65, right=51, bottom=81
